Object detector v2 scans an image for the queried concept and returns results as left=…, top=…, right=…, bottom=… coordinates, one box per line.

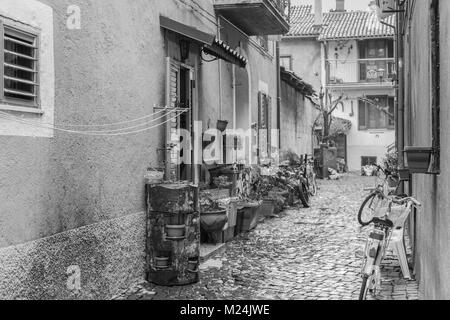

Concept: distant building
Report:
left=280, top=1, right=396, bottom=171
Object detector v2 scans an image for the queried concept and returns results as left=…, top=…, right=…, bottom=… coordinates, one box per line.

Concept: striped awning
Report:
left=202, top=39, right=247, bottom=68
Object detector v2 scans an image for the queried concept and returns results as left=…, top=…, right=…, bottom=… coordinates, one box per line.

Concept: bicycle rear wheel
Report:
left=358, top=193, right=381, bottom=226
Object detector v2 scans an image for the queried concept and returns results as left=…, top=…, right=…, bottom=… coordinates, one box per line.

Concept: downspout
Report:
left=276, top=40, right=282, bottom=154
left=217, top=16, right=223, bottom=119
left=397, top=3, right=405, bottom=177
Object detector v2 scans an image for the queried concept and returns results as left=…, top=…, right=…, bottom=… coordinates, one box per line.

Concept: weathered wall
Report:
left=333, top=98, right=395, bottom=171
left=280, top=38, right=322, bottom=90
left=0, top=0, right=216, bottom=299
left=280, top=80, right=314, bottom=156
left=403, top=0, right=450, bottom=300
left=0, top=0, right=282, bottom=299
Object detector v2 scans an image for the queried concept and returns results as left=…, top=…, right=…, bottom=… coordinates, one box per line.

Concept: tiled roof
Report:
left=286, top=5, right=395, bottom=40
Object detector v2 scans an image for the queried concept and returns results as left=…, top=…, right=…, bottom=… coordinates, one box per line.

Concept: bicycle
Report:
left=358, top=196, right=421, bottom=300
left=358, top=164, right=402, bottom=227
left=305, top=155, right=318, bottom=197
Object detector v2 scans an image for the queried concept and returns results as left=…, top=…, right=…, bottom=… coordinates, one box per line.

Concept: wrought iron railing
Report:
left=268, top=0, right=291, bottom=21
left=326, top=58, right=396, bottom=85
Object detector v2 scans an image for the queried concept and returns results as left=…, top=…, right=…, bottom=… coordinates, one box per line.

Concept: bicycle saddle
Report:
left=372, top=217, right=394, bottom=228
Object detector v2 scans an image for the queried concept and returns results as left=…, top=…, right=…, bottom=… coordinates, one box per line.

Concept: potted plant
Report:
left=145, top=165, right=164, bottom=184
left=404, top=147, right=434, bottom=174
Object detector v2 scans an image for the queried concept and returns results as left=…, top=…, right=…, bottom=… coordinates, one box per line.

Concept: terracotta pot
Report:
left=404, top=147, right=433, bottom=174
left=155, top=257, right=169, bottom=268
left=165, top=225, right=186, bottom=238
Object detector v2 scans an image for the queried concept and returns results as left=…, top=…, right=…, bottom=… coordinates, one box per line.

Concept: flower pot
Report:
left=217, top=120, right=229, bottom=132
left=404, top=147, right=433, bottom=174
left=165, top=225, right=186, bottom=239
left=187, top=259, right=199, bottom=272
left=155, top=257, right=169, bottom=268
left=398, top=168, right=410, bottom=181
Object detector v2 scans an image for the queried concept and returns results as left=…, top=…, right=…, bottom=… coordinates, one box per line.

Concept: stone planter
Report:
left=236, top=201, right=261, bottom=234
left=259, top=198, right=276, bottom=219
left=404, top=147, right=433, bottom=174
left=200, top=208, right=228, bottom=244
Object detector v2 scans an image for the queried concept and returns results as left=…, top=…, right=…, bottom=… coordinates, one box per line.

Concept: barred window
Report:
left=0, top=22, right=39, bottom=108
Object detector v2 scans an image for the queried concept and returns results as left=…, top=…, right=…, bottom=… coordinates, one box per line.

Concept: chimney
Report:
left=314, top=0, right=323, bottom=26
left=336, top=0, right=345, bottom=12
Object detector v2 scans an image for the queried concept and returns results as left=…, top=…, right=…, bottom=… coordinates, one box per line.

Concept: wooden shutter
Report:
left=358, top=100, right=366, bottom=130
left=165, top=57, right=180, bottom=180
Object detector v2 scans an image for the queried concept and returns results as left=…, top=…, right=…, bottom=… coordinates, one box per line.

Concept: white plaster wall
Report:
left=0, top=0, right=55, bottom=138
left=333, top=98, right=395, bottom=170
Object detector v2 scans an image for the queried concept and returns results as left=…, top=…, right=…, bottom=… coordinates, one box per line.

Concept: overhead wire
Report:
left=0, top=109, right=179, bottom=134
left=0, top=109, right=189, bottom=136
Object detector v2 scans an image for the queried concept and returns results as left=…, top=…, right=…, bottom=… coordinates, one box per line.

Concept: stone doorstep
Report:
left=200, top=243, right=228, bottom=263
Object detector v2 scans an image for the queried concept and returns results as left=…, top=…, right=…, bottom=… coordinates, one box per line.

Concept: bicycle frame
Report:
left=361, top=223, right=393, bottom=295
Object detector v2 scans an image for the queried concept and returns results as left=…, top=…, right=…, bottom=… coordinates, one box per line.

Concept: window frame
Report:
left=0, top=18, right=40, bottom=110
left=280, top=55, right=293, bottom=71
left=358, top=96, right=395, bottom=131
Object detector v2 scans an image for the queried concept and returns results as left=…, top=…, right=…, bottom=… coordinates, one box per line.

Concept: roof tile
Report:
left=286, top=5, right=395, bottom=40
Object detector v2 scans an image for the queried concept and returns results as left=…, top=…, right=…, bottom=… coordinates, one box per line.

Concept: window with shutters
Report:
left=358, top=96, right=395, bottom=130
left=0, top=21, right=39, bottom=108
left=258, top=92, right=272, bottom=160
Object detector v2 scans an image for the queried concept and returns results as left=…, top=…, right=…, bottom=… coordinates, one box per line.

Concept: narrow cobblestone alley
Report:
left=116, top=174, right=419, bottom=301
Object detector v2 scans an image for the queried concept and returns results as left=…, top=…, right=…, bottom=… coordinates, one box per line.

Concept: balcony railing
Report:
left=214, top=0, right=291, bottom=36
left=326, top=58, right=396, bottom=86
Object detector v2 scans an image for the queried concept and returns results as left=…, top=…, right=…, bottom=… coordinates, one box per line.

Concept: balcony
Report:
left=326, top=58, right=396, bottom=89
left=214, top=0, right=290, bottom=36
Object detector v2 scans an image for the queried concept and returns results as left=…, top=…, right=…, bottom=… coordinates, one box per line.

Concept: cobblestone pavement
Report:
left=115, top=174, right=419, bottom=301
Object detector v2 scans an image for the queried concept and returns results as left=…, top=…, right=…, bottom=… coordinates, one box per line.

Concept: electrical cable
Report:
left=0, top=110, right=188, bottom=136
left=0, top=109, right=178, bottom=134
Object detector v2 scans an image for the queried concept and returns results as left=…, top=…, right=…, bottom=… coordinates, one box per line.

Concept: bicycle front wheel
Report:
left=358, top=193, right=381, bottom=226
left=359, top=275, right=370, bottom=300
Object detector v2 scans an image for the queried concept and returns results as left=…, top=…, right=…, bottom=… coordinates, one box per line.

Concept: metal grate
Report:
left=1, top=24, right=39, bottom=107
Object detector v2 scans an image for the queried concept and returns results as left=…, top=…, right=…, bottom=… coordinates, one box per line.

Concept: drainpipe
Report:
left=217, top=17, right=223, bottom=119
left=397, top=3, right=405, bottom=176
left=276, top=40, right=282, bottom=154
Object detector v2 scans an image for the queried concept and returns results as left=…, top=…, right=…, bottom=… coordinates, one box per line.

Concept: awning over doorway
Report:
left=202, top=39, right=247, bottom=68
left=160, top=16, right=247, bottom=68
left=160, top=15, right=216, bottom=45
left=316, top=116, right=352, bottom=137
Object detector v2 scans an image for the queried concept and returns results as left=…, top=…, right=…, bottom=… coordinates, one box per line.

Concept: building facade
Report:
left=399, top=0, right=450, bottom=300
left=0, top=0, right=290, bottom=299
left=281, top=2, right=396, bottom=171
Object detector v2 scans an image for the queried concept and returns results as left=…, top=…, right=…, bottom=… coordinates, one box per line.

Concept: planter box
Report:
left=404, top=147, right=433, bottom=174
left=260, top=199, right=276, bottom=218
